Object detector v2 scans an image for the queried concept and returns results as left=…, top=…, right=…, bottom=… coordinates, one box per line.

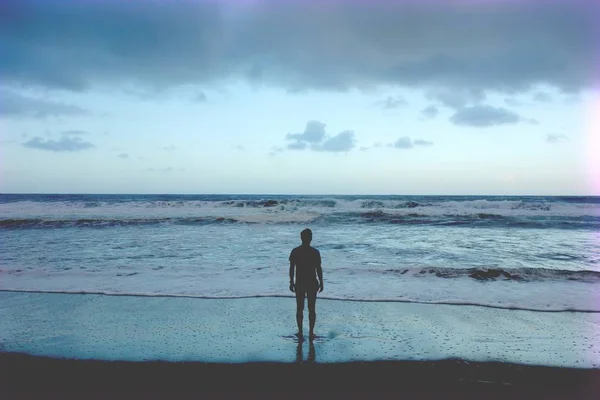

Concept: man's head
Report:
left=300, top=228, right=312, bottom=245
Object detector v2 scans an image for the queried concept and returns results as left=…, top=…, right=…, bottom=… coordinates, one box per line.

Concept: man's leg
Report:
left=295, top=289, right=305, bottom=336
left=307, top=290, right=317, bottom=337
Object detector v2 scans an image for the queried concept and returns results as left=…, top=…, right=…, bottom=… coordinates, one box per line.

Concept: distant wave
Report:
left=2, top=195, right=599, bottom=229
left=2, top=213, right=598, bottom=229
left=379, top=266, right=600, bottom=283
left=1, top=289, right=598, bottom=313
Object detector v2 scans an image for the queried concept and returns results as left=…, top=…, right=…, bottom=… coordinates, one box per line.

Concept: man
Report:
left=289, top=228, right=323, bottom=340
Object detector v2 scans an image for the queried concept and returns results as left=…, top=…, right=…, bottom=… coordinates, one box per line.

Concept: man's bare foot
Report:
left=294, top=332, right=304, bottom=341
left=309, top=332, right=317, bottom=340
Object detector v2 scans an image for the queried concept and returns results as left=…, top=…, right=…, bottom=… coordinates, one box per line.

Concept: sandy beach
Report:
left=2, top=352, right=600, bottom=398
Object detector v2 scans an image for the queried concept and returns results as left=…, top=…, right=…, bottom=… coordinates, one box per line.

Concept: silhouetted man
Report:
left=289, top=228, right=323, bottom=340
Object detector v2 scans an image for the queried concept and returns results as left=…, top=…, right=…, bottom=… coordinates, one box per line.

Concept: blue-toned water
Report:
left=1, top=194, right=599, bottom=311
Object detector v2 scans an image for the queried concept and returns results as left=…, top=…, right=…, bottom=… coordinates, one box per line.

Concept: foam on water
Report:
left=1, top=194, right=599, bottom=312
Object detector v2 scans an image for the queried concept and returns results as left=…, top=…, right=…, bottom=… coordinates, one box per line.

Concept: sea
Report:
left=1, top=194, right=599, bottom=313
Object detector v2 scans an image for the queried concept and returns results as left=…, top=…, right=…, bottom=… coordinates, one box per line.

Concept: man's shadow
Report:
left=295, top=339, right=316, bottom=363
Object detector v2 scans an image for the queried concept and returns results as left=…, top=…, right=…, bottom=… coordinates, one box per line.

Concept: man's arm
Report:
left=316, top=252, right=324, bottom=292
left=289, top=261, right=295, bottom=292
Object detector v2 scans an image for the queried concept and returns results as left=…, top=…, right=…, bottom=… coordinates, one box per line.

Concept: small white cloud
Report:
left=117, top=153, right=129, bottom=159
left=23, top=136, right=95, bottom=152
left=286, top=121, right=327, bottom=143
left=389, top=137, right=433, bottom=149
left=414, top=139, right=433, bottom=146
left=374, top=96, right=408, bottom=109
left=547, top=134, right=568, bottom=143
left=287, top=141, right=308, bottom=150
left=393, top=137, right=414, bottom=149
left=313, top=131, right=356, bottom=152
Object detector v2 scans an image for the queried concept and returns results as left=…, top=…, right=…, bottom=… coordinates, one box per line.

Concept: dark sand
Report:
left=2, top=352, right=599, bottom=399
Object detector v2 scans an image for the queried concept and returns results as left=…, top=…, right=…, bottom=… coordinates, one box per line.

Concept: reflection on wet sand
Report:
left=296, top=339, right=315, bottom=363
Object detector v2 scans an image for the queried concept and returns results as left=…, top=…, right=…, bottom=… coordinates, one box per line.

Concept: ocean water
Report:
left=1, top=194, right=599, bottom=312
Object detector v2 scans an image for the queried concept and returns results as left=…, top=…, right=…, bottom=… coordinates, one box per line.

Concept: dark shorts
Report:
left=295, top=281, right=318, bottom=312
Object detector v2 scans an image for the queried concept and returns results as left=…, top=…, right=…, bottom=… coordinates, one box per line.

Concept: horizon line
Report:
left=1, top=192, right=599, bottom=197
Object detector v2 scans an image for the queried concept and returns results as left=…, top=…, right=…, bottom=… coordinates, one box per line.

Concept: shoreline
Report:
left=2, top=352, right=600, bottom=398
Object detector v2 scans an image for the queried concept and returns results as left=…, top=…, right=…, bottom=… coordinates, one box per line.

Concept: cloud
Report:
left=0, top=88, right=88, bottom=118
left=2, top=0, right=597, bottom=96
left=282, top=121, right=356, bottom=152
left=533, top=92, right=552, bottom=103
left=61, top=130, right=88, bottom=136
left=421, top=105, right=439, bottom=119
left=159, top=145, right=177, bottom=151
left=234, top=145, right=245, bottom=151
left=450, top=105, right=530, bottom=127
left=426, top=88, right=486, bottom=109
left=194, top=91, right=207, bottom=103
left=117, top=153, right=129, bottom=159
left=22, top=136, right=95, bottom=152
left=414, top=139, right=433, bottom=147
left=287, top=141, right=308, bottom=150
left=313, top=131, right=356, bottom=152
left=547, top=134, right=568, bottom=143
left=268, top=146, right=285, bottom=156
left=374, top=96, right=408, bottom=109
left=390, top=137, right=433, bottom=149
left=392, top=137, right=414, bottom=149
left=286, top=121, right=327, bottom=143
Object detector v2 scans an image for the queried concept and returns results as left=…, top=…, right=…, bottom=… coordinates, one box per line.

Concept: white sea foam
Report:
left=1, top=195, right=598, bottom=313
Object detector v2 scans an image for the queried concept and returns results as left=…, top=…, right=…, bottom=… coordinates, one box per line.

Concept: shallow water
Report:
left=1, top=292, right=598, bottom=367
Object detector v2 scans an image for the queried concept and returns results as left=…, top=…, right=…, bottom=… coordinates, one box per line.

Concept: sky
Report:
left=1, top=0, right=599, bottom=195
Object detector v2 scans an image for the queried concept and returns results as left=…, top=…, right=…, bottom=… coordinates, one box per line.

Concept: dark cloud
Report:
left=533, top=92, right=552, bottom=103
left=426, top=88, right=486, bottom=109
left=375, top=96, right=408, bottom=109
left=22, top=136, right=95, bottom=152
left=313, top=131, right=356, bottom=152
left=547, top=134, right=568, bottom=143
left=0, top=88, right=88, bottom=118
left=421, top=105, right=439, bottom=119
left=450, top=105, right=530, bottom=127
left=286, top=121, right=327, bottom=143
left=2, top=0, right=597, bottom=96
left=117, top=153, right=129, bottom=159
